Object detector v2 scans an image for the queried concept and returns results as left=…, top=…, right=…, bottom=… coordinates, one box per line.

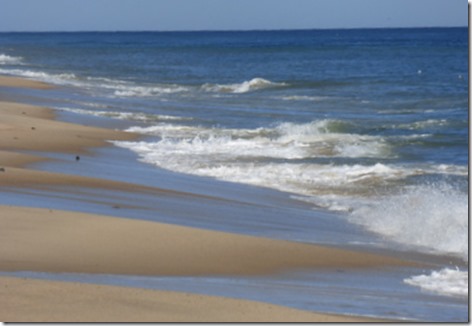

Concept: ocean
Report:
left=0, top=27, right=468, bottom=321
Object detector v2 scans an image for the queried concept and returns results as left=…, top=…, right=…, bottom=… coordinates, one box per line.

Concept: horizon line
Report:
left=0, top=25, right=467, bottom=33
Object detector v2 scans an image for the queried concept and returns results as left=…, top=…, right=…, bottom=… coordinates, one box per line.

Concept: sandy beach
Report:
left=0, top=205, right=395, bottom=322
left=1, top=276, right=383, bottom=322
left=0, top=75, right=53, bottom=90
left=0, top=75, right=420, bottom=322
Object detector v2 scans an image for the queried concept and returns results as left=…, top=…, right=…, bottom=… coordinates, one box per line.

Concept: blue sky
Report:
left=0, top=0, right=467, bottom=32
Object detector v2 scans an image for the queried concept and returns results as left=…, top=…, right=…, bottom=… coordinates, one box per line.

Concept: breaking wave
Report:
left=202, top=77, right=287, bottom=93
left=115, top=118, right=468, bottom=268
left=110, top=84, right=190, bottom=97
left=0, top=66, right=287, bottom=98
left=122, top=119, right=391, bottom=160
left=57, top=107, right=192, bottom=122
left=404, top=268, right=468, bottom=298
left=350, top=182, right=468, bottom=260
left=0, top=53, right=23, bottom=65
left=280, top=95, right=331, bottom=101
left=0, top=68, right=77, bottom=84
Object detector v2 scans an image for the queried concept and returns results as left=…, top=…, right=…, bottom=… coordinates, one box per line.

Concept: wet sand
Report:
left=0, top=276, right=382, bottom=322
left=0, top=205, right=414, bottom=276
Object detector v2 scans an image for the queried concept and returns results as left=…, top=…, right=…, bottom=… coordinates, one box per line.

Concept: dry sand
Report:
left=0, top=75, right=408, bottom=322
left=0, top=100, right=136, bottom=154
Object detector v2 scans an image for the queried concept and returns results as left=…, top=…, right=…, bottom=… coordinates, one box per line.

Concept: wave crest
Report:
left=202, top=77, right=287, bottom=93
left=123, top=119, right=389, bottom=160
left=58, top=107, right=192, bottom=123
left=0, top=68, right=76, bottom=84
left=112, top=84, right=189, bottom=97
left=0, top=54, right=23, bottom=65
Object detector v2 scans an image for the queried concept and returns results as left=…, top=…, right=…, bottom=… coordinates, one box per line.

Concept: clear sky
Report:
left=0, top=0, right=467, bottom=32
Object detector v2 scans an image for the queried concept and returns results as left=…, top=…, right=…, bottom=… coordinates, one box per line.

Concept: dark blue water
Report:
left=0, top=28, right=467, bottom=159
left=0, top=27, right=468, bottom=301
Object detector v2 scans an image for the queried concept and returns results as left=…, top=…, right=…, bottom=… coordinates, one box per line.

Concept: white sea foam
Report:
left=116, top=119, right=468, bottom=263
left=350, top=182, right=468, bottom=260
left=83, top=77, right=190, bottom=98
left=78, top=101, right=112, bottom=109
left=86, top=76, right=128, bottom=84
left=116, top=120, right=469, bottom=300
left=0, top=54, right=23, bottom=65
left=124, top=136, right=369, bottom=184
left=0, top=66, right=189, bottom=99
left=396, top=119, right=449, bottom=130
left=121, top=126, right=469, bottom=297
left=58, top=107, right=190, bottom=122
left=0, top=68, right=281, bottom=98
left=70, top=76, right=190, bottom=97
left=433, top=164, right=468, bottom=176
left=124, top=120, right=391, bottom=160
left=112, top=84, right=189, bottom=97
left=202, top=77, right=287, bottom=93
left=404, top=268, right=468, bottom=298
left=0, top=68, right=77, bottom=85
left=280, top=95, right=330, bottom=101
left=116, top=132, right=438, bottom=214
left=116, top=120, right=445, bottom=216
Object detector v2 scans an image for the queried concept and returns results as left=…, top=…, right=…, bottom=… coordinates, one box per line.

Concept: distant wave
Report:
left=0, top=53, right=23, bottom=65
left=0, top=66, right=192, bottom=99
left=110, top=84, right=190, bottom=98
left=202, top=77, right=288, bottom=93
left=57, top=107, right=192, bottom=123
left=0, top=68, right=77, bottom=84
left=0, top=66, right=286, bottom=98
left=395, top=119, right=450, bottom=130
left=279, top=95, right=331, bottom=101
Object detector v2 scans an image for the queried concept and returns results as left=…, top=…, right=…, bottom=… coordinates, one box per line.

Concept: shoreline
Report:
left=0, top=276, right=383, bottom=322
left=0, top=75, right=427, bottom=322
left=0, top=205, right=417, bottom=277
